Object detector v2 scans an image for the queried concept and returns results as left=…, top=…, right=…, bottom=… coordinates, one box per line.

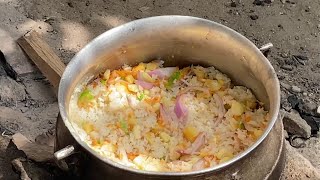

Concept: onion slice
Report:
left=160, top=104, right=173, bottom=124
left=148, top=67, right=178, bottom=79
left=174, top=94, right=188, bottom=121
left=136, top=80, right=153, bottom=89
left=213, top=94, right=225, bottom=122
left=178, top=132, right=206, bottom=155
left=192, top=158, right=206, bottom=170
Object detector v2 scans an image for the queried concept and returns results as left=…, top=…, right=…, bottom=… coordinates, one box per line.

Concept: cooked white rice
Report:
left=68, top=61, right=269, bottom=172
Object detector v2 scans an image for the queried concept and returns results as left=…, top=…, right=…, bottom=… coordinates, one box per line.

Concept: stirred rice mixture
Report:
left=69, top=60, right=269, bottom=172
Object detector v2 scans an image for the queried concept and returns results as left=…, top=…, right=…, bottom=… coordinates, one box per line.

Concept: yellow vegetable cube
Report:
left=145, top=132, right=154, bottom=144
left=83, top=122, right=94, bottom=133
left=216, top=148, right=233, bottom=160
left=230, top=101, right=245, bottom=116
left=153, top=103, right=160, bottom=111
left=217, top=79, right=224, bottom=86
left=253, top=129, right=263, bottom=139
left=128, top=116, right=137, bottom=126
left=146, top=62, right=159, bottom=71
left=183, top=126, right=199, bottom=142
left=133, top=63, right=146, bottom=72
left=128, top=84, right=139, bottom=92
left=205, top=79, right=221, bottom=91
left=159, top=132, right=171, bottom=142
left=193, top=68, right=205, bottom=80
left=125, top=74, right=135, bottom=84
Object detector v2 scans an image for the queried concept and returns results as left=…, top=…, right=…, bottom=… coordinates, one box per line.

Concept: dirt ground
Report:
left=0, top=0, right=320, bottom=179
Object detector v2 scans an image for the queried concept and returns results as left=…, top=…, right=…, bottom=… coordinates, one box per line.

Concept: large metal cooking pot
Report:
left=56, top=16, right=280, bottom=179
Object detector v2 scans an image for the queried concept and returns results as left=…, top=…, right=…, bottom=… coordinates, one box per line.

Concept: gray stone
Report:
left=0, top=35, right=36, bottom=79
left=290, top=136, right=306, bottom=148
left=281, top=141, right=320, bottom=180
left=282, top=110, right=311, bottom=138
left=297, top=137, right=320, bottom=170
left=281, top=65, right=294, bottom=71
left=0, top=107, right=33, bottom=138
left=23, top=79, right=56, bottom=103
left=280, top=82, right=291, bottom=90
left=0, top=0, right=42, bottom=79
left=12, top=133, right=54, bottom=163
left=0, top=104, right=58, bottom=140
left=0, top=76, right=26, bottom=103
left=291, top=85, right=301, bottom=93
left=317, top=106, right=320, bottom=115
left=302, top=101, right=317, bottom=114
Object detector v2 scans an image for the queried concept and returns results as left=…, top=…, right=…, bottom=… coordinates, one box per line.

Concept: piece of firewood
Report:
left=17, top=31, right=66, bottom=93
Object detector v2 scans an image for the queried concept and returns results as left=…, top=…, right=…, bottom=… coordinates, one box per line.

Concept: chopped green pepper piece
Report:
left=137, top=93, right=145, bottom=101
left=78, top=89, right=94, bottom=108
left=165, top=71, right=181, bottom=89
left=120, top=119, right=129, bottom=134
left=100, top=79, right=106, bottom=85
left=239, top=122, right=245, bottom=130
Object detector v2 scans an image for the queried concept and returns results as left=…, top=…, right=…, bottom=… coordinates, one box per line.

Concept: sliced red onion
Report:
left=174, top=94, right=188, bottom=120
left=213, top=94, right=225, bottom=123
left=136, top=80, right=153, bottom=89
left=160, top=104, right=172, bottom=124
left=178, top=132, right=206, bottom=155
left=137, top=71, right=143, bottom=81
left=192, top=158, right=206, bottom=170
left=148, top=67, right=178, bottom=79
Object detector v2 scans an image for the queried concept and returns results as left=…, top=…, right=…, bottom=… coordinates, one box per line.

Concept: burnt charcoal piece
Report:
left=0, top=50, right=15, bottom=78
left=287, top=95, right=301, bottom=109
left=300, top=114, right=320, bottom=134
left=250, top=15, right=259, bottom=20
left=253, top=0, right=264, bottom=6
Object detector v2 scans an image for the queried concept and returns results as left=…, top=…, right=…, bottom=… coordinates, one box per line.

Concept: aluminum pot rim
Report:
left=58, top=15, right=280, bottom=176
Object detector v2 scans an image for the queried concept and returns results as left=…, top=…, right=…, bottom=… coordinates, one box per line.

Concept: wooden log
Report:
left=17, top=31, right=66, bottom=92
